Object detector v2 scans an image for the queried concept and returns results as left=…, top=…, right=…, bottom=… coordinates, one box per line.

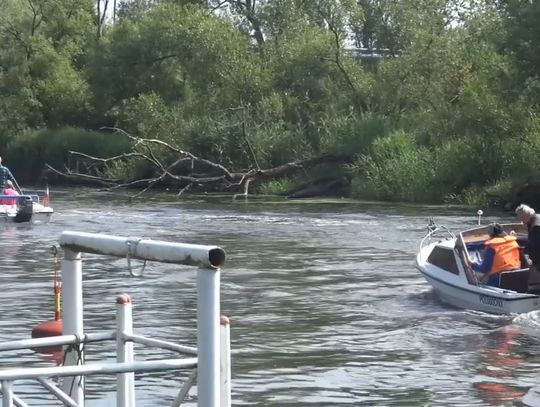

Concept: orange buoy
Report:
left=32, top=319, right=63, bottom=338
left=32, top=279, right=63, bottom=338
left=32, top=246, right=63, bottom=355
left=31, top=319, right=63, bottom=355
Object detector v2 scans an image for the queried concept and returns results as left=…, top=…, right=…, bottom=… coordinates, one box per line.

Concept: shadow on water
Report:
left=0, top=188, right=538, bottom=406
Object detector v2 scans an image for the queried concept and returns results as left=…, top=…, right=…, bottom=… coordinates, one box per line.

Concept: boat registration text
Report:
left=478, top=294, right=503, bottom=308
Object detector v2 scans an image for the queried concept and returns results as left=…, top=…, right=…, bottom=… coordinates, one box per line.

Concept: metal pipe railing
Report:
left=125, top=334, right=198, bottom=355
left=59, top=231, right=226, bottom=269
left=0, top=231, right=230, bottom=407
left=0, top=358, right=198, bottom=381
left=37, top=378, right=78, bottom=407
left=0, top=331, right=114, bottom=352
left=220, top=316, right=231, bottom=407
left=419, top=223, right=455, bottom=251
left=61, top=247, right=84, bottom=404
left=197, top=267, right=220, bottom=406
left=0, top=382, right=27, bottom=407
left=116, top=294, right=135, bottom=407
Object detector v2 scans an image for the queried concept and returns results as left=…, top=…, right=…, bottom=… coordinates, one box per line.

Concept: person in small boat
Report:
left=515, top=204, right=540, bottom=294
left=0, top=156, right=17, bottom=191
left=470, top=223, right=521, bottom=286
left=0, top=180, right=19, bottom=205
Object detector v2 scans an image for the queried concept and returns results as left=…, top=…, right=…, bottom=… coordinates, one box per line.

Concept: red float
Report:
left=32, top=319, right=63, bottom=338
left=31, top=247, right=63, bottom=358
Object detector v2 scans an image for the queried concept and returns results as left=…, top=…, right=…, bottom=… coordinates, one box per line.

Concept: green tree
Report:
left=0, top=0, right=95, bottom=136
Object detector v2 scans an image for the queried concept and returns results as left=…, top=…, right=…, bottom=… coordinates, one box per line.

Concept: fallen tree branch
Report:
left=46, top=129, right=356, bottom=198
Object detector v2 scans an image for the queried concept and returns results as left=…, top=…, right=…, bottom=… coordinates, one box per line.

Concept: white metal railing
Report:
left=0, top=231, right=230, bottom=407
left=419, top=219, right=456, bottom=251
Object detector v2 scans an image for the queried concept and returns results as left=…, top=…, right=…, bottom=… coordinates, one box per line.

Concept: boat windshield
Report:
left=456, top=233, right=479, bottom=285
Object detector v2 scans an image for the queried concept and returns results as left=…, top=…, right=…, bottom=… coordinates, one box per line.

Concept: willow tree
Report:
left=500, top=0, right=540, bottom=107
left=0, top=0, right=95, bottom=137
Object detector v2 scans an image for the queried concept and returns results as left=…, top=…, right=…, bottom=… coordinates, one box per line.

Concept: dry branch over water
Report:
left=46, top=128, right=356, bottom=199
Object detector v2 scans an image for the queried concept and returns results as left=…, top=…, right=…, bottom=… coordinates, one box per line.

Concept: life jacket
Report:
left=0, top=187, right=17, bottom=205
left=484, top=236, right=521, bottom=275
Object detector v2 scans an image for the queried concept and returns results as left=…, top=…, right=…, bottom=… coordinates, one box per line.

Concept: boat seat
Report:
left=499, top=269, right=529, bottom=293
left=466, top=241, right=486, bottom=251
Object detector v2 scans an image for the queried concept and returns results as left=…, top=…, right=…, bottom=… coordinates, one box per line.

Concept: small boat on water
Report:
left=416, top=219, right=540, bottom=314
left=0, top=193, right=53, bottom=224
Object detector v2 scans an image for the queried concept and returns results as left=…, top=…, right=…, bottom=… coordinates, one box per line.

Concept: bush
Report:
left=503, top=113, right=540, bottom=181
left=431, top=138, right=482, bottom=196
left=5, top=127, right=130, bottom=183
left=350, top=130, right=436, bottom=202
left=319, top=113, right=391, bottom=155
left=257, top=177, right=295, bottom=195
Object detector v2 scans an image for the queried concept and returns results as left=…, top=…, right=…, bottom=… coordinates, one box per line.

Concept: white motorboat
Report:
left=0, top=193, right=53, bottom=224
left=416, top=219, right=540, bottom=314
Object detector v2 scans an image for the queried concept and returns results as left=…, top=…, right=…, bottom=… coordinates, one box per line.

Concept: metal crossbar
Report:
left=0, top=332, right=114, bottom=352
left=125, top=334, right=198, bottom=355
left=0, top=359, right=198, bottom=381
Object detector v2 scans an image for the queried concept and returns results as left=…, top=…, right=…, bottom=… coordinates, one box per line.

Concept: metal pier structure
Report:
left=0, top=231, right=230, bottom=407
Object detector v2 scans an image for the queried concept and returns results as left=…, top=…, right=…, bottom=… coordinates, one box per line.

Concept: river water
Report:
left=1, top=188, right=540, bottom=406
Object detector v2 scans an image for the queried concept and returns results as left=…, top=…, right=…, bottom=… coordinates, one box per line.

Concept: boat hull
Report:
left=0, top=205, right=53, bottom=224
left=419, top=267, right=540, bottom=314
left=417, top=240, right=540, bottom=315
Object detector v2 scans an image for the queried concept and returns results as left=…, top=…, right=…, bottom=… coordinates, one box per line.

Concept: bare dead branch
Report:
left=70, top=151, right=148, bottom=164
left=45, top=164, right=120, bottom=185
left=177, top=183, right=193, bottom=197
left=101, top=127, right=235, bottom=178
left=49, top=128, right=355, bottom=199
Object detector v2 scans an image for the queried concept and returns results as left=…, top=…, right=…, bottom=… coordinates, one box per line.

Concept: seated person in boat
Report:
left=0, top=156, right=18, bottom=191
left=0, top=180, right=19, bottom=205
left=470, top=224, right=521, bottom=286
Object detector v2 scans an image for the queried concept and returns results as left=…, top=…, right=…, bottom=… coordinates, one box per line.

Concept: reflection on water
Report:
left=0, top=189, right=540, bottom=405
left=473, top=325, right=528, bottom=405
left=0, top=225, right=28, bottom=258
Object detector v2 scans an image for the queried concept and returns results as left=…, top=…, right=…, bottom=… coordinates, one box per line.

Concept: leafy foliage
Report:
left=0, top=0, right=539, bottom=205
left=5, top=127, right=130, bottom=182
left=351, top=131, right=436, bottom=202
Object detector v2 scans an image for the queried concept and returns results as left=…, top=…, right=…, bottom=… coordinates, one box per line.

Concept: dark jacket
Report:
left=527, top=214, right=540, bottom=265
left=0, top=165, right=15, bottom=189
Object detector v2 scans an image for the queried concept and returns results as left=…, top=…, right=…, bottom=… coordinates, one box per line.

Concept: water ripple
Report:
left=0, top=190, right=538, bottom=405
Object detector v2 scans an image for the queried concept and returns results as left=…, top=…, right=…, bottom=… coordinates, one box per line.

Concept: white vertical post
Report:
left=116, top=294, right=135, bottom=407
left=61, top=248, right=85, bottom=406
left=220, top=316, right=231, bottom=407
left=197, top=268, right=220, bottom=407
left=2, top=380, right=14, bottom=407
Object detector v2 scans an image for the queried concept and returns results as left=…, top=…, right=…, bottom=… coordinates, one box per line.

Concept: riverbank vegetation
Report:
left=1, top=0, right=540, bottom=207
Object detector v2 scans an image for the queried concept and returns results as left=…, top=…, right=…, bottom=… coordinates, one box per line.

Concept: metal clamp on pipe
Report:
left=126, top=240, right=147, bottom=277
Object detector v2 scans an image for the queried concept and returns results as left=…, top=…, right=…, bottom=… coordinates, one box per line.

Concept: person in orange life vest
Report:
left=470, top=223, right=521, bottom=286
left=0, top=180, right=19, bottom=205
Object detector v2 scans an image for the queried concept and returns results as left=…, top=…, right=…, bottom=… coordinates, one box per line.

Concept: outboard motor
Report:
left=14, top=196, right=33, bottom=223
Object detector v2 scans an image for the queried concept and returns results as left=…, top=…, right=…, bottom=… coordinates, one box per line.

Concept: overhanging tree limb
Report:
left=46, top=128, right=356, bottom=198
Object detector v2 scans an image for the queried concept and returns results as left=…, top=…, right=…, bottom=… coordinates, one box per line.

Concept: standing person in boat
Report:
left=470, top=224, right=521, bottom=287
left=515, top=204, right=540, bottom=294
left=0, top=156, right=19, bottom=192
left=0, top=180, right=19, bottom=205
